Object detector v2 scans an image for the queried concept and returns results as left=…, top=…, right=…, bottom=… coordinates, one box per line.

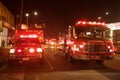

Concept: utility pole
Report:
left=19, top=0, right=24, bottom=29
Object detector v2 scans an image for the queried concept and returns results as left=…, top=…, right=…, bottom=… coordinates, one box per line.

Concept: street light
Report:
left=34, top=11, right=38, bottom=16
left=97, top=16, right=102, bottom=20
left=105, top=12, right=110, bottom=22
left=97, top=12, right=110, bottom=22
left=25, top=13, right=29, bottom=26
left=105, top=12, right=109, bottom=15
left=25, top=11, right=38, bottom=26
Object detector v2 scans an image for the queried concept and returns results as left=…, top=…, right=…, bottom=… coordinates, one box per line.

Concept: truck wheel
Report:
left=96, top=60, right=104, bottom=64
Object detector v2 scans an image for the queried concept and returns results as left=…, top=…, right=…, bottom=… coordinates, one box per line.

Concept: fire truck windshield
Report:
left=74, top=26, right=111, bottom=40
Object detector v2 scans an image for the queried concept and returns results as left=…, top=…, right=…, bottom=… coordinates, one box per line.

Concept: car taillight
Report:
left=9, top=49, right=15, bottom=53
left=37, top=48, right=43, bottom=52
left=29, top=48, right=35, bottom=53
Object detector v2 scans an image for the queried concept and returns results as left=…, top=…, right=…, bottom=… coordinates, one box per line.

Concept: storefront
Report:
left=0, top=20, right=15, bottom=48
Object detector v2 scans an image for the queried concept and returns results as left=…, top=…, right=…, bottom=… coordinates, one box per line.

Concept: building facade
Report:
left=0, top=2, right=15, bottom=47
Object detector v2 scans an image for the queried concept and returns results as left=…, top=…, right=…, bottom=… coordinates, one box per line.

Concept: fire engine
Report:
left=64, top=21, right=115, bottom=63
left=8, top=29, right=45, bottom=64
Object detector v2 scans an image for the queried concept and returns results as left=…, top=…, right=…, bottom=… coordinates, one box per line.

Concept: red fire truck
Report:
left=64, top=21, right=115, bottom=63
left=8, top=29, right=45, bottom=64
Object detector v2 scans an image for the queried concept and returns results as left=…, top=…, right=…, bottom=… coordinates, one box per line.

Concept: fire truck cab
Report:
left=8, top=29, right=45, bottom=64
left=65, top=21, right=115, bottom=63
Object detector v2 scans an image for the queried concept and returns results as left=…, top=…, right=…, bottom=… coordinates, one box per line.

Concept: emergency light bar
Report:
left=76, top=21, right=105, bottom=26
left=20, top=34, right=38, bottom=38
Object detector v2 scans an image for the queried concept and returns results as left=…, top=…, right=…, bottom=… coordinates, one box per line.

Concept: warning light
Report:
left=76, top=21, right=105, bottom=26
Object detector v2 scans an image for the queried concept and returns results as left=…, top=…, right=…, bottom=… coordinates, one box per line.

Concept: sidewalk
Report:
left=0, top=46, right=10, bottom=66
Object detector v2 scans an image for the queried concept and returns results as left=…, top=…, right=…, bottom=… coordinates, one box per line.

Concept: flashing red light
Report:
left=20, top=34, right=38, bottom=38
left=76, top=21, right=105, bottom=26
left=82, top=21, right=87, bottom=24
left=16, top=49, right=22, bottom=53
left=18, top=49, right=22, bottom=52
left=31, top=34, right=38, bottom=38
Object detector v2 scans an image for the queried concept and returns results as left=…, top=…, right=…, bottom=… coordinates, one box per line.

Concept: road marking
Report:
left=45, top=57, right=54, bottom=71
left=36, top=75, right=39, bottom=80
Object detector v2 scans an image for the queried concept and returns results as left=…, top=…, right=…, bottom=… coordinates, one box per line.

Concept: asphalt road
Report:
left=0, top=48, right=120, bottom=80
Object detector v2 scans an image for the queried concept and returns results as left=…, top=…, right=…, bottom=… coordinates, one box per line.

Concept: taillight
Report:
left=29, top=48, right=35, bottom=53
left=37, top=48, right=43, bottom=52
left=17, top=49, right=22, bottom=53
left=9, top=49, right=15, bottom=53
left=16, top=48, right=23, bottom=53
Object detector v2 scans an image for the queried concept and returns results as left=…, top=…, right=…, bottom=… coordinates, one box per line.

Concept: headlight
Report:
left=72, top=44, right=84, bottom=51
left=107, top=45, right=114, bottom=52
left=29, top=48, right=35, bottom=53
left=109, top=49, right=113, bottom=52
left=37, top=48, right=43, bottom=52
left=9, top=49, right=15, bottom=53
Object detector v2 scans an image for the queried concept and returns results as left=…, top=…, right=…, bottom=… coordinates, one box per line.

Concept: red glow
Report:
left=82, top=21, right=87, bottom=24
left=17, top=49, right=22, bottom=53
left=20, top=34, right=38, bottom=38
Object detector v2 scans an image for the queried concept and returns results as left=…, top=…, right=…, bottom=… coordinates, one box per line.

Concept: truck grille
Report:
left=84, top=43, right=106, bottom=52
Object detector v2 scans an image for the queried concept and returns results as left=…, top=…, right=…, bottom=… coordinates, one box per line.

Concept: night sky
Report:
left=1, top=0, right=120, bottom=39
